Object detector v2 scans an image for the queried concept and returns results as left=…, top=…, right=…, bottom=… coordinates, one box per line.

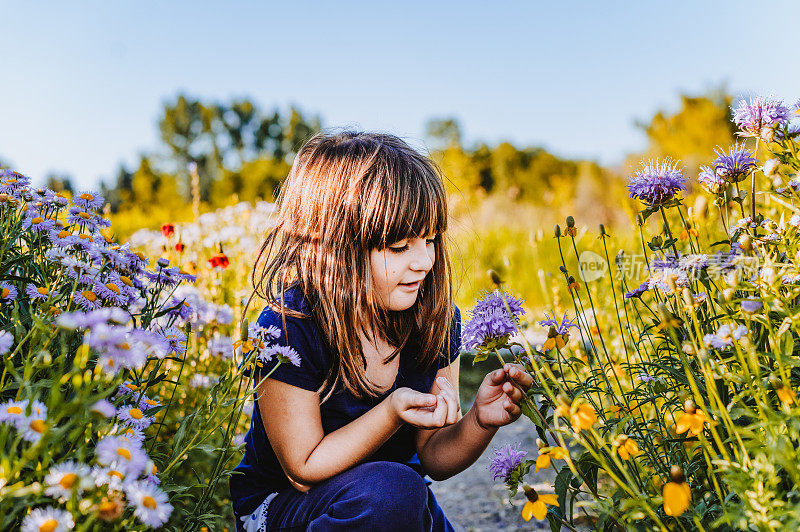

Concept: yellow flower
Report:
left=571, top=403, right=597, bottom=433
left=535, top=446, right=568, bottom=472
left=542, top=325, right=566, bottom=351
left=675, top=400, right=708, bottom=437
left=554, top=397, right=597, bottom=433
left=662, top=466, right=691, bottom=516
left=777, top=386, right=795, bottom=404
left=521, top=485, right=559, bottom=521
left=615, top=435, right=640, bottom=460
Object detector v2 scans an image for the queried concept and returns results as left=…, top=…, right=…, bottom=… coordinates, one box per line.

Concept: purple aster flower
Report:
left=72, top=191, right=105, bottom=211
left=73, top=289, right=102, bottom=311
left=91, top=399, right=117, bottom=418
left=117, top=405, right=153, bottom=431
left=740, top=299, right=763, bottom=313
left=22, top=214, right=56, bottom=233
left=94, top=279, right=127, bottom=306
left=698, top=165, right=726, bottom=195
left=624, top=280, right=650, bottom=299
left=732, top=96, right=790, bottom=138
left=0, top=330, right=13, bottom=356
left=703, top=324, right=748, bottom=350
left=260, top=344, right=302, bottom=367
left=250, top=322, right=281, bottom=342
left=539, top=311, right=578, bottom=335
left=713, top=144, right=757, bottom=184
left=68, top=206, right=110, bottom=232
left=489, top=443, right=527, bottom=482
left=638, top=372, right=656, bottom=383
left=462, top=289, right=525, bottom=351
left=627, top=159, right=686, bottom=206
left=0, top=170, right=30, bottom=197
left=159, top=327, right=187, bottom=356
left=0, top=282, right=18, bottom=302
left=25, top=284, right=49, bottom=302
left=208, top=336, right=234, bottom=359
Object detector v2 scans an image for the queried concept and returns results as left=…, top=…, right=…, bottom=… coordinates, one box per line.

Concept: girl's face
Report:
left=370, top=235, right=436, bottom=311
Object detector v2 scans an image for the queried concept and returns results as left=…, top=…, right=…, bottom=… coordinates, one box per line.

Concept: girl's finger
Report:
left=502, top=383, right=523, bottom=404
left=431, top=393, right=447, bottom=427
left=505, top=364, right=534, bottom=390
left=440, top=389, right=459, bottom=425
left=503, top=397, right=521, bottom=416
left=487, top=368, right=506, bottom=385
left=410, top=392, right=437, bottom=408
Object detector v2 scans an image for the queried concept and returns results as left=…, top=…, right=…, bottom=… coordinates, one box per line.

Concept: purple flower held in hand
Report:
left=713, top=144, right=757, bottom=184
left=489, top=443, right=527, bottom=482
left=462, top=289, right=525, bottom=351
left=732, top=96, right=790, bottom=138
left=627, top=159, right=686, bottom=206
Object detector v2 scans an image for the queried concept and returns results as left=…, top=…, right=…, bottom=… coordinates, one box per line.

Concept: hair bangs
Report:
left=364, top=146, right=448, bottom=250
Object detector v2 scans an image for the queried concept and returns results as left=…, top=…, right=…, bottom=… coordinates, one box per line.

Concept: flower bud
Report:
left=487, top=269, right=503, bottom=286
left=738, top=234, right=752, bottom=252
left=684, top=399, right=696, bottom=414
left=760, top=126, right=775, bottom=142
left=157, top=257, right=170, bottom=268
left=0, top=193, right=8, bottom=203
left=599, top=224, right=607, bottom=237
left=566, top=216, right=575, bottom=228
left=554, top=225, right=562, bottom=238
left=559, top=266, right=568, bottom=274
left=763, top=158, right=779, bottom=177
left=240, top=319, right=250, bottom=342
left=669, top=465, right=686, bottom=484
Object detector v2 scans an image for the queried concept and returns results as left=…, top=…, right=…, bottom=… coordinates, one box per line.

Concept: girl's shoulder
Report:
left=256, top=285, right=313, bottom=328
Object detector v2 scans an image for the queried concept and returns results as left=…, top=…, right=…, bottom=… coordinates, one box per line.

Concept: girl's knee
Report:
left=316, top=461, right=429, bottom=528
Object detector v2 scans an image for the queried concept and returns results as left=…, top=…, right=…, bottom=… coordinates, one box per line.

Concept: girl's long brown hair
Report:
left=247, top=131, right=454, bottom=400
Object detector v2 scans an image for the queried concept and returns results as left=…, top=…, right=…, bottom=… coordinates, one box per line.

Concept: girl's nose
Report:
left=409, top=241, right=434, bottom=272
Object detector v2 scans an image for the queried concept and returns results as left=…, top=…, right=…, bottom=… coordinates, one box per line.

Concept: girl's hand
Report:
left=390, top=386, right=458, bottom=429
left=473, top=363, right=533, bottom=429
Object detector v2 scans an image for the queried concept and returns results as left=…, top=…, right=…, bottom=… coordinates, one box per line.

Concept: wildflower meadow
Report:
left=3, top=93, right=800, bottom=532
left=0, top=177, right=295, bottom=530
left=468, top=96, right=800, bottom=530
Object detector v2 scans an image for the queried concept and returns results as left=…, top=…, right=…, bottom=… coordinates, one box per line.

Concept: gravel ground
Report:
left=429, top=403, right=591, bottom=532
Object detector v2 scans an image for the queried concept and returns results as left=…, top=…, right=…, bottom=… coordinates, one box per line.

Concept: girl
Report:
left=230, top=131, right=532, bottom=531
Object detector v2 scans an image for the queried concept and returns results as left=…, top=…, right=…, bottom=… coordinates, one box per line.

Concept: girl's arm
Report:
left=416, top=358, right=532, bottom=481
left=257, top=377, right=454, bottom=487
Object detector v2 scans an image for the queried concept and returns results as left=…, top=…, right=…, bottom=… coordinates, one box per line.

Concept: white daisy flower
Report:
left=124, top=480, right=173, bottom=527
left=91, top=466, right=126, bottom=492
left=44, top=461, right=92, bottom=499
left=95, top=436, right=148, bottom=477
left=21, top=506, right=75, bottom=532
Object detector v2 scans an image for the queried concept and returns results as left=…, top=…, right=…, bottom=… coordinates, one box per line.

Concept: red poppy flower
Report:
left=161, top=223, right=175, bottom=238
left=175, top=241, right=185, bottom=253
left=208, top=253, right=230, bottom=269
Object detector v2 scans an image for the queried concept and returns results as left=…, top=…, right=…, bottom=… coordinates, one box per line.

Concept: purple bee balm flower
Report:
left=489, top=443, right=527, bottom=482
left=539, top=311, right=578, bottom=335
left=740, top=299, right=763, bottom=313
left=732, top=96, right=790, bottom=138
left=462, top=289, right=525, bottom=351
left=260, top=344, right=302, bottom=367
left=627, top=159, right=686, bottom=206
left=698, top=165, right=726, bottom=195
left=713, top=144, right=757, bottom=184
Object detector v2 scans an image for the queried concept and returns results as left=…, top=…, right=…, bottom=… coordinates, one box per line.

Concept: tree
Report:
left=637, top=89, right=736, bottom=176
left=158, top=95, right=321, bottom=201
left=425, top=117, right=462, bottom=150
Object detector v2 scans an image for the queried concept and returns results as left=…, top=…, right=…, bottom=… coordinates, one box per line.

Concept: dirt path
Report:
left=429, top=405, right=590, bottom=531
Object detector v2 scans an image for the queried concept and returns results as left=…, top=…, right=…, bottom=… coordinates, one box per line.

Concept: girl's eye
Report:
left=388, top=245, right=408, bottom=253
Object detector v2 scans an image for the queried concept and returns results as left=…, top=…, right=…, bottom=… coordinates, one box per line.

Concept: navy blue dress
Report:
left=229, top=285, right=462, bottom=520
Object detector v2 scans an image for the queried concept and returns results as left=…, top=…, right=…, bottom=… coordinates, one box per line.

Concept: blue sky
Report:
left=1, top=1, right=799, bottom=189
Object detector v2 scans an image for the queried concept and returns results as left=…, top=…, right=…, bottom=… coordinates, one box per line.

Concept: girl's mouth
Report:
left=398, top=281, right=421, bottom=291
